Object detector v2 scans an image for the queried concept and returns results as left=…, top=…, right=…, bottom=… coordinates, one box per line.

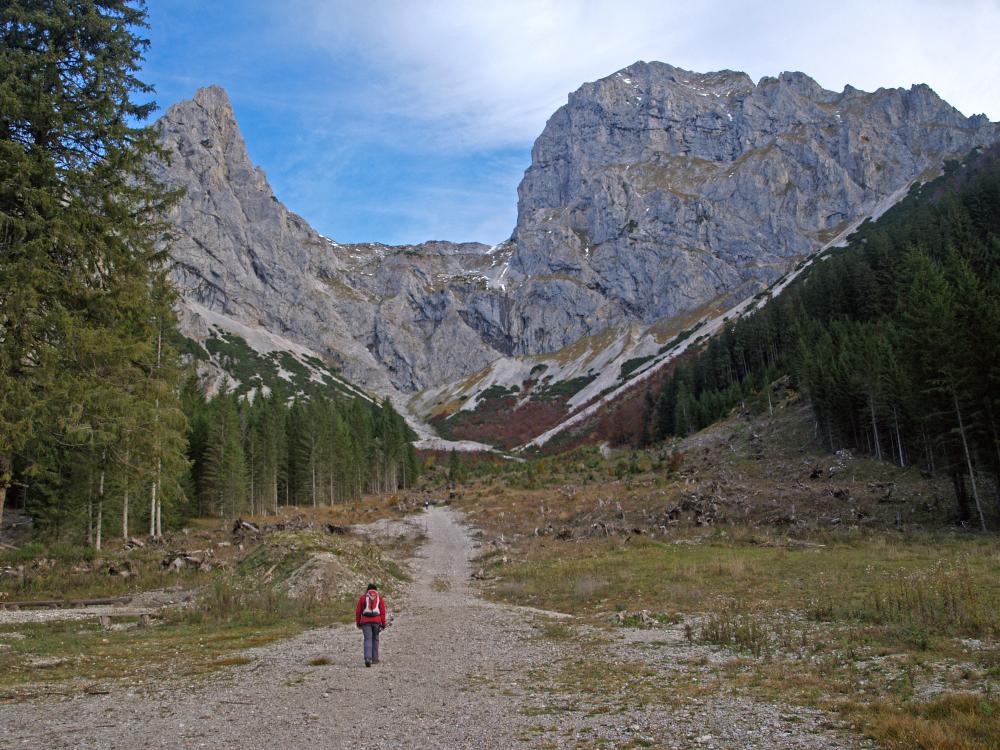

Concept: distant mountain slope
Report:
left=151, top=86, right=512, bottom=398
left=175, top=299, right=376, bottom=403
left=415, top=177, right=913, bottom=450
left=499, top=62, right=997, bottom=354
left=152, top=65, right=997, bottom=448
left=541, top=143, right=1000, bottom=469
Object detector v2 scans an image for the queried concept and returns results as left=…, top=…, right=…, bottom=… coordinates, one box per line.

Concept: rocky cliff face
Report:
left=155, top=65, right=997, bottom=404
left=496, top=62, right=997, bottom=354
left=152, top=86, right=510, bottom=394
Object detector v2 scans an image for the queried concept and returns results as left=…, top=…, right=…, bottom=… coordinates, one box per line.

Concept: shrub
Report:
left=183, top=577, right=320, bottom=626
left=0, top=542, right=46, bottom=564
left=699, top=608, right=772, bottom=658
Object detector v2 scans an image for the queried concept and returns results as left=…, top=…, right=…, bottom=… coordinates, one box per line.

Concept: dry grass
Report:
left=492, top=534, right=999, bottom=630
left=868, top=693, right=1000, bottom=750
left=0, top=500, right=416, bottom=696
left=808, top=558, right=993, bottom=636
left=0, top=493, right=409, bottom=605
left=241, top=493, right=406, bottom=529
left=454, top=383, right=1000, bottom=746
left=485, top=527, right=999, bottom=749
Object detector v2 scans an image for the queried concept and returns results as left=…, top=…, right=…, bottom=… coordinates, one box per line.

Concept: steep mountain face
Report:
left=151, top=86, right=511, bottom=395
left=491, top=62, right=998, bottom=354
left=155, top=64, right=997, bottom=417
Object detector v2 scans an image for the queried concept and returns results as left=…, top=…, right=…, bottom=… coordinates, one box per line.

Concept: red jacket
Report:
left=355, top=591, right=387, bottom=627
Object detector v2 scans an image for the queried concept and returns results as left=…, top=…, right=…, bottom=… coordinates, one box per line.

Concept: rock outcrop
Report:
left=151, top=86, right=510, bottom=394
left=154, top=64, right=997, bottom=401
left=498, top=62, right=997, bottom=353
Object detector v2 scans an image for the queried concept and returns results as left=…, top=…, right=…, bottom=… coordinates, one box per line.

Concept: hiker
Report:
left=355, top=583, right=388, bottom=667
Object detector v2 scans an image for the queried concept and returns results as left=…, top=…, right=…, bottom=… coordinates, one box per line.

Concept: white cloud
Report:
left=289, top=0, right=999, bottom=150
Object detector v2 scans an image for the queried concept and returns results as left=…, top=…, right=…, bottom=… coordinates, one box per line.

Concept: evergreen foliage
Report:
left=183, top=388, right=418, bottom=516
left=0, top=0, right=187, bottom=545
left=0, top=2, right=419, bottom=546
left=643, top=149, right=1000, bottom=527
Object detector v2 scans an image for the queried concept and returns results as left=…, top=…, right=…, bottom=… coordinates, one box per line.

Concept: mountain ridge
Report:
left=153, top=64, right=998, bottom=446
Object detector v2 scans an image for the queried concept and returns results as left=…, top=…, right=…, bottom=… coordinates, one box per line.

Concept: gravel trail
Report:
left=0, top=508, right=863, bottom=749
left=0, top=509, right=548, bottom=749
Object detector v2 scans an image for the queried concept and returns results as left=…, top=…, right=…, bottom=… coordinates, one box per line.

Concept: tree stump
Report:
left=99, top=615, right=112, bottom=630
left=138, top=614, right=150, bottom=627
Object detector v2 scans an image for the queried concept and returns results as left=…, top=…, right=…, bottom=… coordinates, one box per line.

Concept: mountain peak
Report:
left=192, top=84, right=234, bottom=113
left=154, top=61, right=999, bottom=410
left=155, top=84, right=252, bottom=176
left=160, top=84, right=238, bottom=134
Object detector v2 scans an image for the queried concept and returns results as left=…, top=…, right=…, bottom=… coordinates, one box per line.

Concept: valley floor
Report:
left=0, top=508, right=864, bottom=750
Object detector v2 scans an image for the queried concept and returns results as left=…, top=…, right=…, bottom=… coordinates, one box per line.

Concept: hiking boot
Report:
left=372, top=659, right=380, bottom=665
left=365, top=659, right=371, bottom=668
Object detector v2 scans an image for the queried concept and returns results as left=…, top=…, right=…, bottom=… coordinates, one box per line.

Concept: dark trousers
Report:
left=362, top=623, right=380, bottom=662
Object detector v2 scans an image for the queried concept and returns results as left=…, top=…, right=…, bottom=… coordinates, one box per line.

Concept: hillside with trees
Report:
left=638, top=147, right=1000, bottom=528
left=0, top=1, right=416, bottom=548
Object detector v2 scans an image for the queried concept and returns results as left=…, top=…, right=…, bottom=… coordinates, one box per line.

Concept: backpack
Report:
left=362, top=591, right=382, bottom=617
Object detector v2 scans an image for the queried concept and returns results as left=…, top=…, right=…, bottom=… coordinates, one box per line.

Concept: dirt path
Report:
left=0, top=508, right=864, bottom=749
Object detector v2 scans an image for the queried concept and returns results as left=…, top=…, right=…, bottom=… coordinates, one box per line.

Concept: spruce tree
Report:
left=0, top=1, right=186, bottom=540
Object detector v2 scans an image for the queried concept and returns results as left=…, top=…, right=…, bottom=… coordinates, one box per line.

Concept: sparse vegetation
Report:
left=0, top=501, right=414, bottom=695
left=451, top=389, right=1000, bottom=749
left=486, top=524, right=1000, bottom=747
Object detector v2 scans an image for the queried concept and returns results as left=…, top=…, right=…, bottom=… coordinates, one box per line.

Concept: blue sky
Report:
left=141, top=0, right=1000, bottom=246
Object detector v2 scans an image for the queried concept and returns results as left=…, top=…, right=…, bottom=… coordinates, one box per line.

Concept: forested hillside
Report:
left=183, top=387, right=418, bottom=519
left=640, top=147, right=1000, bottom=528
left=0, top=2, right=417, bottom=548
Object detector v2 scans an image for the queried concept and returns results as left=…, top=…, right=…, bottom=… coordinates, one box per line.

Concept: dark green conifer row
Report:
left=184, top=386, right=418, bottom=517
left=643, top=151, right=1000, bottom=527
left=0, top=0, right=188, bottom=545
left=0, top=2, right=419, bottom=546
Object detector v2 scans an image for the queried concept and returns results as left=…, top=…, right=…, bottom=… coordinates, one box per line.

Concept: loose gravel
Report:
left=0, top=508, right=866, bottom=749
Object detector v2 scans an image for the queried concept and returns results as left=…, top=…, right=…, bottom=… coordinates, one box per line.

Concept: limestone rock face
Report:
left=500, top=62, right=997, bottom=353
left=155, top=65, right=997, bottom=398
left=152, top=86, right=509, bottom=394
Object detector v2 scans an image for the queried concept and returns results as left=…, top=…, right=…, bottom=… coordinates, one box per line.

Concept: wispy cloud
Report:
left=289, top=0, right=1000, bottom=151
left=145, top=0, right=1000, bottom=245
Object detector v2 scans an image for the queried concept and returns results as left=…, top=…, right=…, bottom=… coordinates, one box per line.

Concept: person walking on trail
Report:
left=356, top=583, right=388, bottom=667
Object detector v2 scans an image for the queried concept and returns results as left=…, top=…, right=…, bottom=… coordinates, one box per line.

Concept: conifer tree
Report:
left=201, top=391, right=245, bottom=518
left=0, top=1, right=187, bottom=540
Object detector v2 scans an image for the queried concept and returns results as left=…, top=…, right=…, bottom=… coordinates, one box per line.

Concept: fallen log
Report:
left=0, top=595, right=131, bottom=610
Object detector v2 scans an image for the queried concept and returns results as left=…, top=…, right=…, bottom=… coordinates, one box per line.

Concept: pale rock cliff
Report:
left=154, top=64, right=996, bottom=402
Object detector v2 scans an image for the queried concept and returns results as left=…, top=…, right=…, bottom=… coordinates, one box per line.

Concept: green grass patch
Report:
left=494, top=534, right=1000, bottom=629
left=657, top=325, right=699, bottom=355
left=479, top=383, right=520, bottom=401
left=197, top=328, right=360, bottom=401
left=618, top=355, right=655, bottom=381
left=531, top=374, right=598, bottom=402
left=0, top=616, right=294, bottom=694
